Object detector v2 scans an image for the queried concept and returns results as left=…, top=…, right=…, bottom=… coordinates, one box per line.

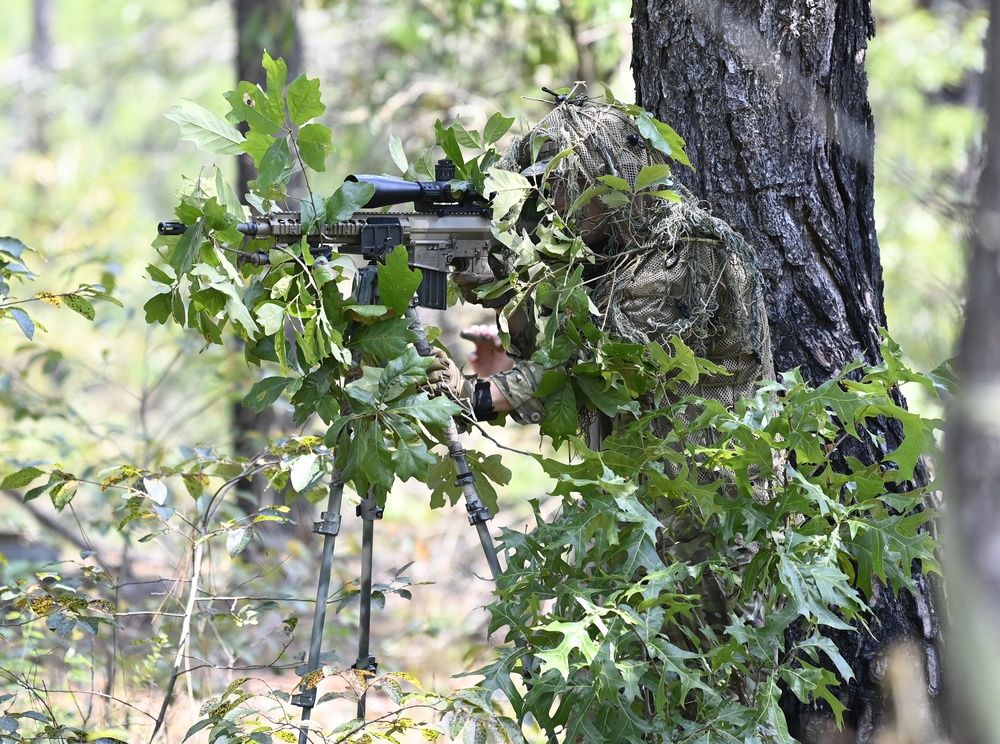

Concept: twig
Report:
left=147, top=535, right=205, bottom=744
left=1, top=489, right=89, bottom=552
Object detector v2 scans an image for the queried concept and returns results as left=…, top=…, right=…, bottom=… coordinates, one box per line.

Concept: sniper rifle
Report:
left=157, top=159, right=495, bottom=310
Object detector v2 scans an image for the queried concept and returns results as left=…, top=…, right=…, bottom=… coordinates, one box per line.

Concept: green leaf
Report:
left=243, top=377, right=292, bottom=413
left=535, top=618, right=600, bottom=679
left=483, top=113, right=515, bottom=145
left=255, top=302, right=285, bottom=335
left=226, top=526, right=255, bottom=557
left=1, top=466, right=45, bottom=489
left=325, top=181, right=377, bottom=223
left=183, top=718, right=216, bottom=742
left=380, top=347, right=433, bottom=394
left=165, top=100, right=245, bottom=155
left=388, top=134, right=408, bottom=174
left=297, top=123, right=333, bottom=172
left=452, top=118, right=481, bottom=149
left=540, top=385, right=578, bottom=442
left=144, top=293, right=172, bottom=325
left=257, top=137, right=293, bottom=192
left=347, top=421, right=396, bottom=493
left=167, top=221, right=204, bottom=277
left=435, top=120, right=465, bottom=171
left=598, top=175, right=632, bottom=192
left=485, top=168, right=532, bottom=222
left=287, top=73, right=325, bottom=125
left=49, top=478, right=78, bottom=511
left=377, top=245, right=422, bottom=315
left=290, top=453, right=323, bottom=493
left=348, top=316, right=418, bottom=357
left=635, top=164, right=673, bottom=191
left=635, top=111, right=691, bottom=167
left=392, top=439, right=436, bottom=481
left=388, top=393, right=461, bottom=427
left=242, top=130, right=276, bottom=167
left=143, top=477, right=168, bottom=505
left=262, top=51, right=288, bottom=120
left=0, top=235, right=31, bottom=262
left=567, top=185, right=610, bottom=218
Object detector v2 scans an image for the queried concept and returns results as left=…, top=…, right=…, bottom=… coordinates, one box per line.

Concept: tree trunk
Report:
left=632, top=1, right=943, bottom=740
left=947, top=2, right=1000, bottom=743
left=30, top=0, right=53, bottom=153
left=235, top=0, right=303, bottom=192
left=232, top=0, right=302, bottom=518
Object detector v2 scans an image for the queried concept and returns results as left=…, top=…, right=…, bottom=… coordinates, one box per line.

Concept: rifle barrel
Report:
left=157, top=221, right=187, bottom=236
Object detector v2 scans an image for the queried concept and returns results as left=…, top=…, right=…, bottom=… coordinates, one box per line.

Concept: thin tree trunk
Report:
left=632, top=1, right=942, bottom=740
left=947, top=1, right=1000, bottom=742
left=235, top=0, right=303, bottom=193
left=232, top=0, right=302, bottom=518
left=30, top=0, right=53, bottom=153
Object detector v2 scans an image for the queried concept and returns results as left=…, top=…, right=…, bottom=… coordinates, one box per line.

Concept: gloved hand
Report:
left=425, top=347, right=473, bottom=402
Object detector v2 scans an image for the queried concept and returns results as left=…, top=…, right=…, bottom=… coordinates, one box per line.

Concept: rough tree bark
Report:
left=632, top=1, right=943, bottom=741
left=947, top=2, right=1000, bottom=743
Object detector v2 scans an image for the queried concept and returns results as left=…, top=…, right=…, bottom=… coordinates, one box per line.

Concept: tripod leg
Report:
left=353, top=493, right=383, bottom=719
left=294, top=471, right=345, bottom=744
left=405, top=310, right=558, bottom=743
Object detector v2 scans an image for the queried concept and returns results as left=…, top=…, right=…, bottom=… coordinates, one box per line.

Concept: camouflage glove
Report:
left=425, top=347, right=474, bottom=403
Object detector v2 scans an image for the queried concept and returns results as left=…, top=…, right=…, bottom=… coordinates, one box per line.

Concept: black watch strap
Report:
left=472, top=379, right=498, bottom=421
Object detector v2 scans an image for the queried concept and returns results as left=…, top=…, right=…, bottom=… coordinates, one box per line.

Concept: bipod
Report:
left=405, top=307, right=502, bottom=579
left=293, top=296, right=503, bottom=743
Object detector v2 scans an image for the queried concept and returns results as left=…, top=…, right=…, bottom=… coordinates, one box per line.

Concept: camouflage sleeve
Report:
left=489, top=361, right=546, bottom=425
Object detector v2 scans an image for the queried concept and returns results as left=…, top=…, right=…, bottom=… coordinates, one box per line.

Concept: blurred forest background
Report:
left=0, top=0, right=986, bottom=740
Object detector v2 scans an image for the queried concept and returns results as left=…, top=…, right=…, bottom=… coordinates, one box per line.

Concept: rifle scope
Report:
left=347, top=159, right=482, bottom=211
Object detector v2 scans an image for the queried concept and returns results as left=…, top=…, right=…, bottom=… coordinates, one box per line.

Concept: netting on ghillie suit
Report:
left=495, top=96, right=775, bottom=438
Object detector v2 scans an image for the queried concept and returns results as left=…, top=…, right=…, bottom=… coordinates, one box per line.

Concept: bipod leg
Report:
left=445, top=418, right=503, bottom=579
left=405, top=308, right=502, bottom=577
left=294, top=470, right=345, bottom=744
left=353, top=492, right=383, bottom=719
left=406, top=310, right=558, bottom=744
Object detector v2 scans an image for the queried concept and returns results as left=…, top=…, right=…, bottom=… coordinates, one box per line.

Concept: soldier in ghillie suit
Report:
left=430, top=94, right=775, bottom=634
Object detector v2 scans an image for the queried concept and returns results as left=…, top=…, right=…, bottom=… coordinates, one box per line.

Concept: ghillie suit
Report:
left=483, top=97, right=779, bottom=649
left=490, top=96, right=774, bottom=447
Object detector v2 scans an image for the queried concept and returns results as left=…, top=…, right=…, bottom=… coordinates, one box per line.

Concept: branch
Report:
left=2, top=488, right=89, bottom=552
left=148, top=534, right=206, bottom=744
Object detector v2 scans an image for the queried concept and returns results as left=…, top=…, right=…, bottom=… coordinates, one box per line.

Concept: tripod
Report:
left=291, top=278, right=503, bottom=742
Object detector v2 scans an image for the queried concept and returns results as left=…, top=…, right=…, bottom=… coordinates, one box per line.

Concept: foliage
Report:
left=0, top=236, right=120, bottom=342
left=478, top=344, right=942, bottom=740
left=0, top=2, right=958, bottom=739
left=110, top=58, right=944, bottom=741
